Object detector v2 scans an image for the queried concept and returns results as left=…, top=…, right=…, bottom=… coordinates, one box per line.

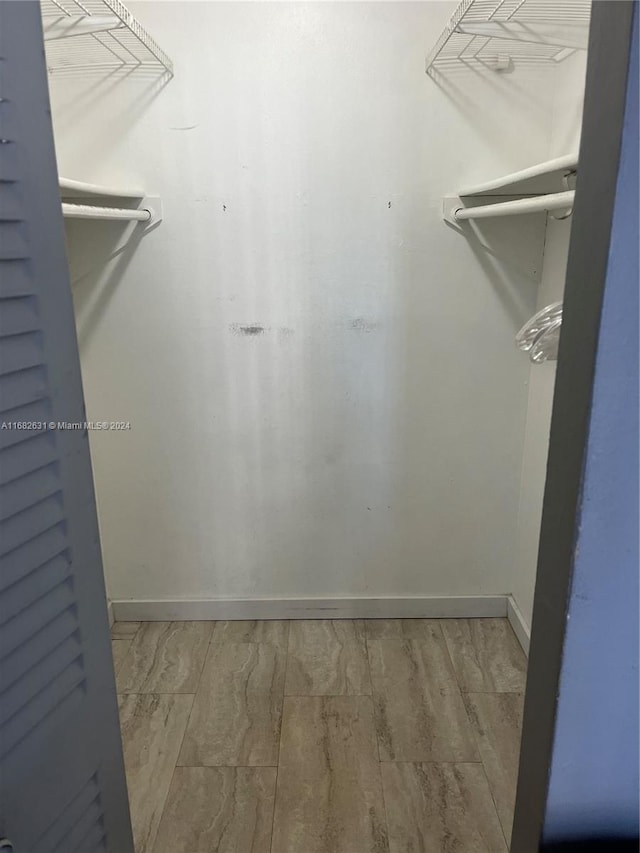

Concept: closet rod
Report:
left=452, top=190, right=574, bottom=222
left=61, top=203, right=152, bottom=222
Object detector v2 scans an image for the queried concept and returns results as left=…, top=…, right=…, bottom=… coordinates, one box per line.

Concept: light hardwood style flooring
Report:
left=111, top=617, right=527, bottom=853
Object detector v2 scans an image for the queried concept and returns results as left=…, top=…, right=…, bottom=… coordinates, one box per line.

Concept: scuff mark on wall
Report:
left=228, top=324, right=296, bottom=338
left=229, top=323, right=266, bottom=336
left=350, top=318, right=378, bottom=333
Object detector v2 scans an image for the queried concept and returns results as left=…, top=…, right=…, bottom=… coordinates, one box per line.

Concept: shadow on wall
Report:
left=66, top=218, right=146, bottom=349
left=448, top=212, right=544, bottom=329
left=427, top=62, right=553, bottom=166
left=381, top=190, right=541, bottom=592
left=52, top=68, right=171, bottom=350
left=51, top=67, right=171, bottom=165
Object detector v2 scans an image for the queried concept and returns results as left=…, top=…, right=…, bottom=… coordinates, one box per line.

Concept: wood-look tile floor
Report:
left=111, top=618, right=527, bottom=853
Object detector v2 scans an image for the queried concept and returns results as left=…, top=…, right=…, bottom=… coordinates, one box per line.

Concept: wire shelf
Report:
left=41, top=0, right=173, bottom=77
left=426, top=0, right=591, bottom=75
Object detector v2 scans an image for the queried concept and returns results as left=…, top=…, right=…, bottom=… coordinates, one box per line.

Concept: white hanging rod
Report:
left=61, top=202, right=151, bottom=222
left=449, top=190, right=574, bottom=222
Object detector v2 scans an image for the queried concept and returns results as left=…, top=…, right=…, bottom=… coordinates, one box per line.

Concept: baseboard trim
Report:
left=107, top=599, right=114, bottom=628
left=507, top=595, right=531, bottom=656
left=111, top=595, right=508, bottom=622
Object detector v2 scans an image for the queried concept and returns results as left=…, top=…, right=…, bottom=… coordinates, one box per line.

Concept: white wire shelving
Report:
left=41, top=0, right=173, bottom=77
left=426, top=0, right=591, bottom=75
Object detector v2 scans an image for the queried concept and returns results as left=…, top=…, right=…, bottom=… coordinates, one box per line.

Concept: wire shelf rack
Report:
left=41, top=0, right=173, bottom=77
left=426, top=0, right=591, bottom=75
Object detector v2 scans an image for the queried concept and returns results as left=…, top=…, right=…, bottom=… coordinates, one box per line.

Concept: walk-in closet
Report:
left=2, top=0, right=607, bottom=850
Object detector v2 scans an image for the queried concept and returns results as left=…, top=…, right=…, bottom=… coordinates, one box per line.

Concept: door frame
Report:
left=0, top=3, right=135, bottom=850
left=511, top=1, right=637, bottom=848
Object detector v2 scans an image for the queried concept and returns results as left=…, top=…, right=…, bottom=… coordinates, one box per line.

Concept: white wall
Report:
left=513, top=51, right=588, bottom=631
left=548, top=52, right=589, bottom=158
left=50, top=2, right=563, bottom=605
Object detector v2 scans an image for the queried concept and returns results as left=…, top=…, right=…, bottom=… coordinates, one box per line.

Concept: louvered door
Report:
left=0, top=3, right=134, bottom=852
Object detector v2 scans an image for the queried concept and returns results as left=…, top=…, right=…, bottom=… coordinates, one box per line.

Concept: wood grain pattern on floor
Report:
left=111, top=639, right=132, bottom=675
left=179, top=640, right=285, bottom=767
left=368, top=638, right=478, bottom=762
left=364, top=618, right=444, bottom=641
left=117, top=621, right=213, bottom=694
left=464, top=691, right=524, bottom=844
left=271, top=696, right=389, bottom=853
left=152, top=766, right=277, bottom=853
left=117, top=618, right=525, bottom=852
left=118, top=692, right=194, bottom=853
left=212, top=620, right=289, bottom=646
left=368, top=626, right=458, bottom=685
left=381, top=761, right=508, bottom=852
left=441, top=618, right=527, bottom=693
left=111, top=621, right=141, bottom=640
left=285, top=619, right=372, bottom=696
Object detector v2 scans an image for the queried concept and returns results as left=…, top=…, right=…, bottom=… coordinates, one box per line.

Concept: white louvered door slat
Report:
left=0, top=4, right=134, bottom=852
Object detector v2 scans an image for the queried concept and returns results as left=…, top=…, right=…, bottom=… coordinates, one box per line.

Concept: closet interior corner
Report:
left=39, top=0, right=593, bottom=847
left=44, top=0, right=591, bottom=662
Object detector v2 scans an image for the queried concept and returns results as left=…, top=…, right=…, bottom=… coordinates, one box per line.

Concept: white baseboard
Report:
left=507, top=595, right=531, bottom=656
left=107, top=599, right=115, bottom=628
left=112, top=595, right=508, bottom=623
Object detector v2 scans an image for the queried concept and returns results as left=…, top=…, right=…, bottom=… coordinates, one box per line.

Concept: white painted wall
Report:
left=548, top=52, right=589, bottom=158
left=513, top=52, right=588, bottom=632
left=50, top=2, right=570, bottom=605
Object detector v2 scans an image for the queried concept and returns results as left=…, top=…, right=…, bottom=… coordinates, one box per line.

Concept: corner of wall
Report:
left=507, top=594, right=531, bottom=656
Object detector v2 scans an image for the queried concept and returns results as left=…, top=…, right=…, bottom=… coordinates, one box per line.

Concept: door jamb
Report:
left=511, top=2, right=637, bottom=849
